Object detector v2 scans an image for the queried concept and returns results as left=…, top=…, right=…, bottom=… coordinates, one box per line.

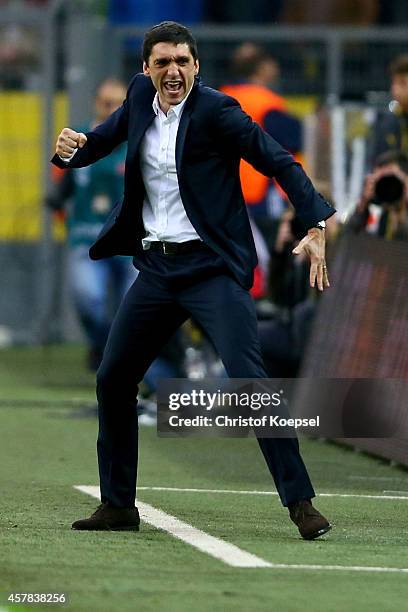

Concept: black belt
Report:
left=146, top=240, right=207, bottom=255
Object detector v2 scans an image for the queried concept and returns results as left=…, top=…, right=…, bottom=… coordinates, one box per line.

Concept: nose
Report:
left=167, top=61, right=180, bottom=78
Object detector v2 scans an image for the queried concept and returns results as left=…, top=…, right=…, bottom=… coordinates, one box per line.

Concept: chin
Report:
left=170, top=96, right=184, bottom=106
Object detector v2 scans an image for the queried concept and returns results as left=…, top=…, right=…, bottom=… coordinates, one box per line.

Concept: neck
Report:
left=158, top=97, right=171, bottom=115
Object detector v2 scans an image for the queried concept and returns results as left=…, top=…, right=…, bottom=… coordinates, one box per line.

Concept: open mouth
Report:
left=163, top=81, right=183, bottom=93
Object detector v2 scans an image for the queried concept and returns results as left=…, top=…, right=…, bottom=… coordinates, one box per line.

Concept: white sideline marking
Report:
left=75, top=485, right=408, bottom=574
left=349, top=475, right=407, bottom=481
left=252, top=564, right=408, bottom=574
left=383, top=490, right=408, bottom=496
left=135, top=485, right=408, bottom=501
left=74, top=485, right=272, bottom=568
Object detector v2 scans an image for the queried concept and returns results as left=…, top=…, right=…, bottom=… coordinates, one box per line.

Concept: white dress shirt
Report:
left=140, top=90, right=200, bottom=248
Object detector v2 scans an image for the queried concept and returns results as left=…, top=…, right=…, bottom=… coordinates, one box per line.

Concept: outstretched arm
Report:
left=216, top=95, right=334, bottom=229
left=51, top=72, right=147, bottom=170
left=216, top=95, right=335, bottom=291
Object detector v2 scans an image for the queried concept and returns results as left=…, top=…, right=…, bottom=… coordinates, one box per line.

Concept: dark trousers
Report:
left=96, top=247, right=315, bottom=508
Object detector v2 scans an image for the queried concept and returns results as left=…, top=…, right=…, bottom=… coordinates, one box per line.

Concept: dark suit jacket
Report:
left=52, top=74, right=335, bottom=290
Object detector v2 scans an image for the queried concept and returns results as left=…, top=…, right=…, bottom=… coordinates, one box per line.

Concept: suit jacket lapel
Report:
left=131, top=106, right=156, bottom=155
left=175, top=79, right=199, bottom=173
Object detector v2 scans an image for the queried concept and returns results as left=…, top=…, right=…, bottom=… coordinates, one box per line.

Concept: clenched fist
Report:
left=56, top=127, right=87, bottom=159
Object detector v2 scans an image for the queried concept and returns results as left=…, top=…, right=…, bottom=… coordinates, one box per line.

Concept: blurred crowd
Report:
left=2, top=0, right=408, bottom=91
left=1, top=0, right=408, bottom=25
left=106, top=0, right=408, bottom=26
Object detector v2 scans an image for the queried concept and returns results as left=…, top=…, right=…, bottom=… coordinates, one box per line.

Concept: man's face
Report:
left=143, top=42, right=199, bottom=113
left=95, top=83, right=126, bottom=122
left=391, top=74, right=408, bottom=110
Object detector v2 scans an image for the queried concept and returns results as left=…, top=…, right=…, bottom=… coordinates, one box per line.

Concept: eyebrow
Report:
left=154, top=56, right=191, bottom=65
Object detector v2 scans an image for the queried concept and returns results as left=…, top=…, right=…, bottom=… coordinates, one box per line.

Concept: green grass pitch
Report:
left=1, top=345, right=408, bottom=611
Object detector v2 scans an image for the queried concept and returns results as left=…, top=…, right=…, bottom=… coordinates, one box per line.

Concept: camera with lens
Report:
left=373, top=173, right=405, bottom=206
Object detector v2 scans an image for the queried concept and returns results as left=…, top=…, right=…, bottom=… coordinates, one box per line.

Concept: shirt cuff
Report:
left=58, top=148, right=78, bottom=163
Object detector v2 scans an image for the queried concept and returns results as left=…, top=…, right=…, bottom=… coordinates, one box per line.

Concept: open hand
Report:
left=292, top=227, right=329, bottom=291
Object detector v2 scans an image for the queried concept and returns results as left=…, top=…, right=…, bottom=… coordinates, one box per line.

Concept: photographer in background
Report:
left=348, top=150, right=408, bottom=241
left=372, top=55, right=408, bottom=161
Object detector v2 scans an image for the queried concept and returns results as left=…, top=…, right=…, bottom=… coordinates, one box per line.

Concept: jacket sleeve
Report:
left=51, top=102, right=128, bottom=170
left=50, top=76, right=139, bottom=170
left=263, top=109, right=302, bottom=154
left=215, top=95, right=335, bottom=228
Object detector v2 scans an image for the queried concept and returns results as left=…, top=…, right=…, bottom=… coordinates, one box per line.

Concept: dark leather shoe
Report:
left=288, top=500, right=331, bottom=540
left=72, top=503, right=140, bottom=531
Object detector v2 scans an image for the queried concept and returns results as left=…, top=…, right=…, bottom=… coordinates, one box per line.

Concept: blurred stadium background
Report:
left=1, top=1, right=408, bottom=610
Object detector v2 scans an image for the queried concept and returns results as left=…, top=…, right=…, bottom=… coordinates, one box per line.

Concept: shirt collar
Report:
left=152, top=84, right=193, bottom=118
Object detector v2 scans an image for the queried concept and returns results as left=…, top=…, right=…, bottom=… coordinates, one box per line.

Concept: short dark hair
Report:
left=142, top=21, right=198, bottom=64
left=375, top=150, right=408, bottom=174
left=390, top=54, right=408, bottom=77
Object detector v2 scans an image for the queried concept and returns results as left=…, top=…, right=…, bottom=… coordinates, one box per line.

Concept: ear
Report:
left=143, top=62, right=150, bottom=76
left=194, top=60, right=199, bottom=75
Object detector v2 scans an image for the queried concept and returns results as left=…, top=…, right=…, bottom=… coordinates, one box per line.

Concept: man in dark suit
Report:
left=53, top=22, right=334, bottom=539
